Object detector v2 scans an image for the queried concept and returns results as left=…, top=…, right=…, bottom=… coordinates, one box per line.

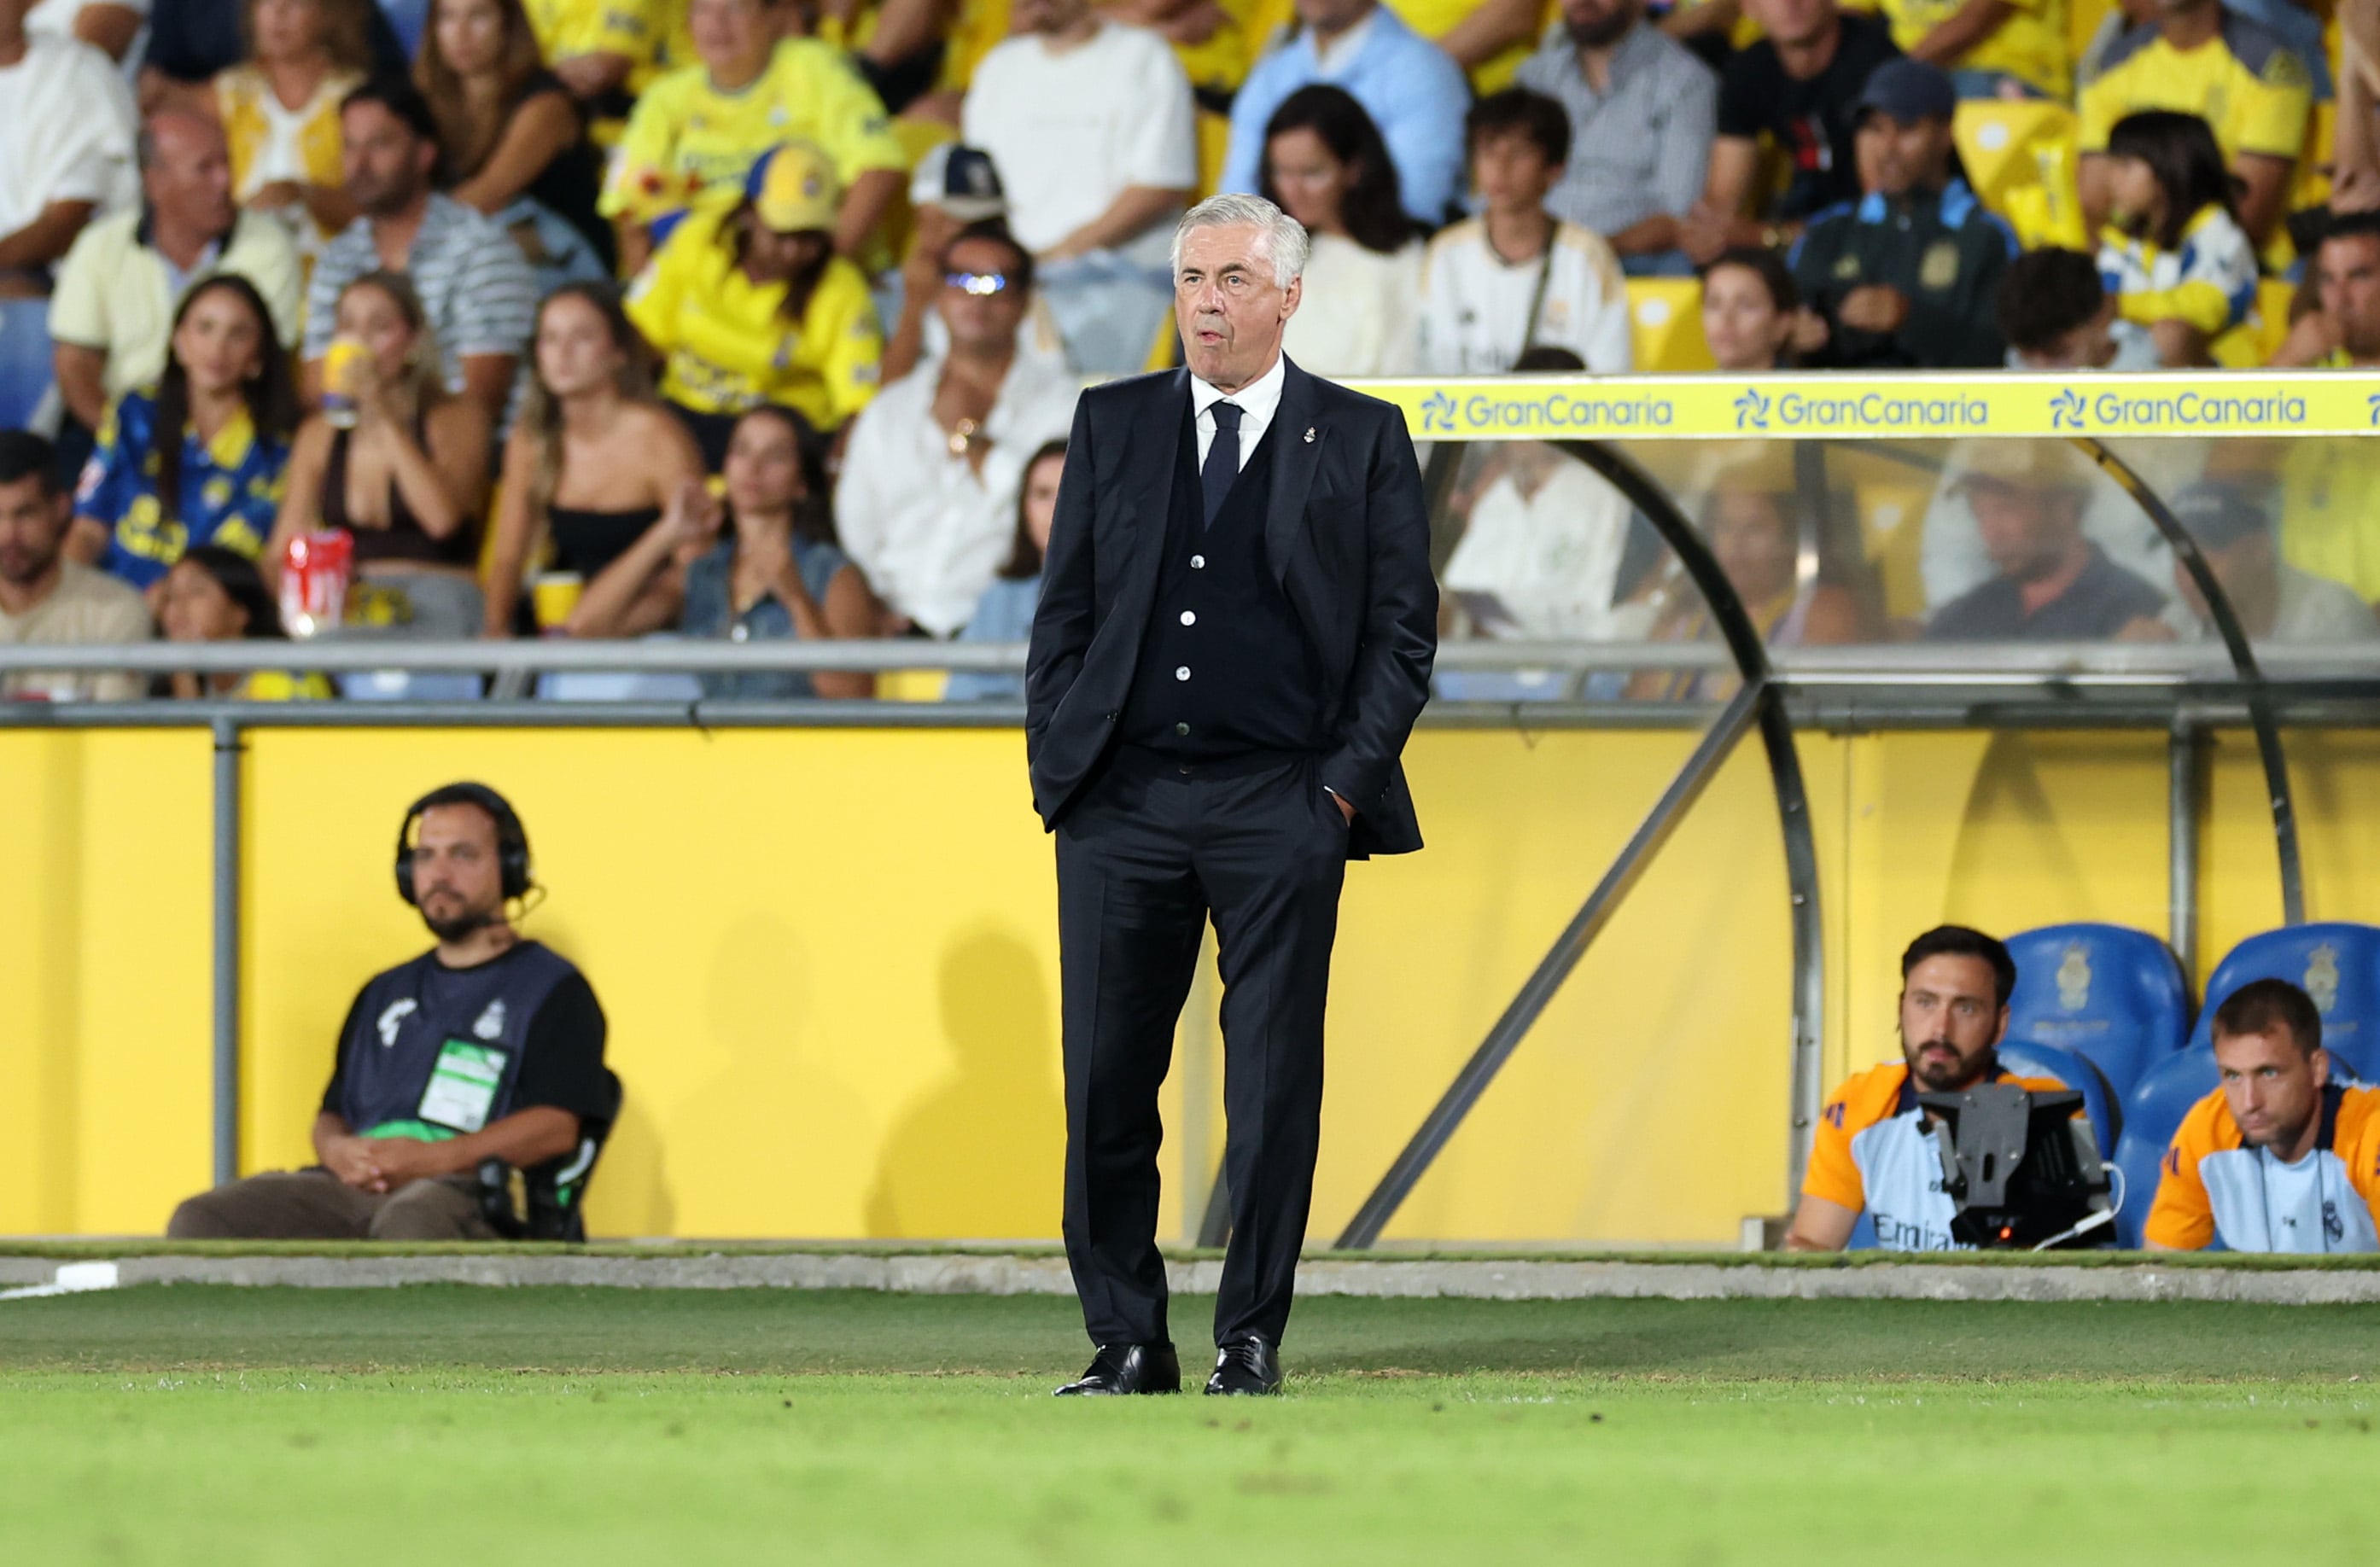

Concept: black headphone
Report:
left=394, top=782, right=534, bottom=906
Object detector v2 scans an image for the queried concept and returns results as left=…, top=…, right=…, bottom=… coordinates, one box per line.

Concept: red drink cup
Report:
left=280, top=528, right=354, bottom=639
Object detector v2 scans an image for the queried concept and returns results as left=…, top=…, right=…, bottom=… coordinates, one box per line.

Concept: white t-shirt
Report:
left=1441, top=455, right=1635, bottom=640
left=961, top=21, right=1198, bottom=263
left=1282, top=233, right=1420, bottom=378
left=834, top=355, right=1082, bottom=638
left=2161, top=562, right=2380, bottom=644
left=1417, top=218, right=1632, bottom=375
left=25, top=0, right=149, bottom=80
left=0, top=34, right=137, bottom=242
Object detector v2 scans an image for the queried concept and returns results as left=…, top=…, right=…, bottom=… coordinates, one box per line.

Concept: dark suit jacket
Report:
left=1025, top=358, right=1436, bottom=859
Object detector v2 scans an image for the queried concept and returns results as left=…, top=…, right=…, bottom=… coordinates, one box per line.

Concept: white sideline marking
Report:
left=0, top=1261, right=120, bottom=1302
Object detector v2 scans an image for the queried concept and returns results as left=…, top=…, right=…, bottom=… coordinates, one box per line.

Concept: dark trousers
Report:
left=1055, top=753, right=1346, bottom=1350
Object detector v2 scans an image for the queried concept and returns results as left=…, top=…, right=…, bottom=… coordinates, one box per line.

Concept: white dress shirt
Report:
left=1189, top=351, right=1286, bottom=472
left=835, top=355, right=1082, bottom=637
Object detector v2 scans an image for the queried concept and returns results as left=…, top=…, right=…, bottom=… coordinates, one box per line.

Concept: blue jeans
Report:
left=1039, top=251, right=1176, bottom=375
left=1620, top=249, right=1696, bottom=278
left=1950, top=69, right=2050, bottom=101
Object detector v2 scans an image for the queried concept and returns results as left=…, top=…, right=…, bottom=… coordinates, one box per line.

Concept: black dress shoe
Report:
left=1053, top=1343, right=1181, bottom=1396
left=1203, top=1336, right=1282, bottom=1395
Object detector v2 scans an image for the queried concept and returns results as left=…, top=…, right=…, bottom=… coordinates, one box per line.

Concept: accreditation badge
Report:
left=417, top=1039, right=509, bottom=1133
left=1919, top=241, right=1960, bottom=293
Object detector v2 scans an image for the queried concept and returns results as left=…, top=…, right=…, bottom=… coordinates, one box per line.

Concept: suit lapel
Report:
left=1265, top=358, right=1320, bottom=585
left=1108, top=370, right=1189, bottom=621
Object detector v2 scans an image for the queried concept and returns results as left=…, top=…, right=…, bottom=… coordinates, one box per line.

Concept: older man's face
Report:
left=1174, top=223, right=1300, bottom=393
left=144, top=113, right=236, bottom=240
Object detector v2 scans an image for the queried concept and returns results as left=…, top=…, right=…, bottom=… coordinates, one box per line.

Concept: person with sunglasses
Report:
left=834, top=221, right=1078, bottom=638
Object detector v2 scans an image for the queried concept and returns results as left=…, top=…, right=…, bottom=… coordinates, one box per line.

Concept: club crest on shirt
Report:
left=376, top=998, right=417, bottom=1047
left=2056, top=942, right=2092, bottom=1011
left=473, top=999, right=507, bottom=1040
left=2307, top=944, right=2341, bottom=1012
left=1919, top=241, right=1960, bottom=293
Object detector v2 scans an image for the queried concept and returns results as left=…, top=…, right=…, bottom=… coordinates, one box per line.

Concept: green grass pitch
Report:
left=5, top=1285, right=2380, bottom=1564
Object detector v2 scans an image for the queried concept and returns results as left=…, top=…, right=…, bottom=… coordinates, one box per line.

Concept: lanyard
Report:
left=1513, top=234, right=1560, bottom=369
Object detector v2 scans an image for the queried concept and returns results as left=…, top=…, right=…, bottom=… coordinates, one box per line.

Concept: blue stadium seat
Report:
left=2004, top=923, right=2190, bottom=1098
left=2109, top=1046, right=2218, bottom=1248
left=1432, top=670, right=1573, bottom=702
left=0, top=298, right=55, bottom=432
left=337, top=670, right=485, bottom=702
left=1998, top=1040, right=2122, bottom=1162
left=2188, top=923, right=2380, bottom=1081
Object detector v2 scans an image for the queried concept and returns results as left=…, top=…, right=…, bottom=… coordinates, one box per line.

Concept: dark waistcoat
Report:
left=1118, top=399, right=1324, bottom=761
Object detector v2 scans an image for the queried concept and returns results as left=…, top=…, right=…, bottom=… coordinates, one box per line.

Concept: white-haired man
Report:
left=1027, top=193, right=1437, bottom=1397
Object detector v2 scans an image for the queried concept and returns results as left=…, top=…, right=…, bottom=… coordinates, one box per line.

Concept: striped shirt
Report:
left=301, top=194, right=539, bottom=392
left=1514, top=24, right=1716, bottom=242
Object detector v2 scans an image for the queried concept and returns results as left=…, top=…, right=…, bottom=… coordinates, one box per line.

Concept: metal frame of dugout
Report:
left=3, top=370, right=2375, bottom=1246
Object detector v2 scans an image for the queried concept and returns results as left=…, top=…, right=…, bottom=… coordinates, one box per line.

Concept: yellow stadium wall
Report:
left=0, top=722, right=2371, bottom=1243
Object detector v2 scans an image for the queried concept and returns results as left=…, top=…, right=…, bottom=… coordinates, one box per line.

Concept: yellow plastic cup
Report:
left=532, top=572, right=585, bottom=631
left=323, top=336, right=370, bottom=429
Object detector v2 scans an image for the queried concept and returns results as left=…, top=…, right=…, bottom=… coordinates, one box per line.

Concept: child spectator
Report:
left=157, top=543, right=334, bottom=697
left=570, top=405, right=881, bottom=699
left=2095, top=110, right=2259, bottom=368
left=70, top=274, right=299, bottom=591
left=1997, top=246, right=2161, bottom=370
left=481, top=282, right=705, bottom=637
left=1699, top=246, right=1799, bottom=370
left=625, top=142, right=884, bottom=469
left=1417, top=86, right=1632, bottom=375
left=1260, top=86, right=1424, bottom=377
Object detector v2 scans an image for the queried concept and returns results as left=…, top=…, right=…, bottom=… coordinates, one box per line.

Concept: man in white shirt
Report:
left=961, top=0, right=1197, bottom=374
left=837, top=224, right=1079, bottom=638
left=2131, top=481, right=2380, bottom=646
left=0, top=431, right=149, bottom=701
left=50, top=110, right=303, bottom=434
left=1419, top=88, right=1633, bottom=374
left=0, top=0, right=137, bottom=292
left=1443, top=436, right=1636, bottom=643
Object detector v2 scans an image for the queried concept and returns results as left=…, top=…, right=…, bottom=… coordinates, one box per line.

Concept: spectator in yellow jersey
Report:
left=212, top=0, right=370, bottom=253
left=1866, top=0, right=2068, bottom=100
left=2273, top=211, right=2380, bottom=370
left=2077, top=0, right=2310, bottom=250
left=624, top=141, right=884, bottom=468
left=599, top=0, right=907, bottom=273
left=2146, top=980, right=2380, bottom=1254
left=1787, top=925, right=2069, bottom=1252
left=157, top=544, right=335, bottom=699
left=522, top=0, right=660, bottom=119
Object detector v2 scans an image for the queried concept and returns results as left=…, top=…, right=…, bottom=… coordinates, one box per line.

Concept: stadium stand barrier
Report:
left=7, top=369, right=2380, bottom=1249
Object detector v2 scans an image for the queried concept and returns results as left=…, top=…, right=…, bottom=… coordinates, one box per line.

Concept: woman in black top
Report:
left=482, top=283, right=706, bottom=637
left=416, top=0, right=612, bottom=270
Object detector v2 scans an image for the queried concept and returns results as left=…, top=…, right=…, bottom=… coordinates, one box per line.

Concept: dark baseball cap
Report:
left=910, top=143, right=1007, bottom=222
left=1856, top=59, right=1957, bottom=125
left=2170, top=480, right=2272, bottom=550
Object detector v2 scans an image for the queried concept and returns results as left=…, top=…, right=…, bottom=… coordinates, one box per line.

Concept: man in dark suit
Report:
left=1026, top=192, right=1437, bottom=1397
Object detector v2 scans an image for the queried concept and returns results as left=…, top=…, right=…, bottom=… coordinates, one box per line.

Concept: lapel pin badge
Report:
left=1303, top=427, right=1315, bottom=443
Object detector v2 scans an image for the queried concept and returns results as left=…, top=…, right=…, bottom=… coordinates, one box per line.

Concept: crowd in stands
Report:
left=4, top=0, right=2380, bottom=698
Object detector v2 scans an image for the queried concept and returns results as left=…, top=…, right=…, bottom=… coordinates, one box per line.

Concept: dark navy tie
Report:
left=1200, top=400, right=1243, bottom=528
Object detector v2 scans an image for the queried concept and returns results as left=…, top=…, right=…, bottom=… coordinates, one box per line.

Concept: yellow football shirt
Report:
left=524, top=0, right=660, bottom=66
left=1385, top=0, right=1556, bottom=93
left=2078, top=15, right=2312, bottom=164
left=599, top=38, right=907, bottom=223
left=1860, top=0, right=2068, bottom=100
left=624, top=210, right=884, bottom=429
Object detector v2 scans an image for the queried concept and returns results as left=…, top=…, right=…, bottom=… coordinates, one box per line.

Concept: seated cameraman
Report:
left=1786, top=925, right=2065, bottom=1251
left=2145, top=980, right=2380, bottom=1254
left=169, top=784, right=615, bottom=1240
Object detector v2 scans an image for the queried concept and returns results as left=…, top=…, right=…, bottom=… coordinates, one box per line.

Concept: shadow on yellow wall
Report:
left=864, top=928, right=1064, bottom=1238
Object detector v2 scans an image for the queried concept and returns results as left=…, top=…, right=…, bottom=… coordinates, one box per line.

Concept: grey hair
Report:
left=1170, top=194, right=1310, bottom=290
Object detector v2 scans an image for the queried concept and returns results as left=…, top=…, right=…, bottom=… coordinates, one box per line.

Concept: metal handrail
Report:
left=12, top=637, right=2380, bottom=679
